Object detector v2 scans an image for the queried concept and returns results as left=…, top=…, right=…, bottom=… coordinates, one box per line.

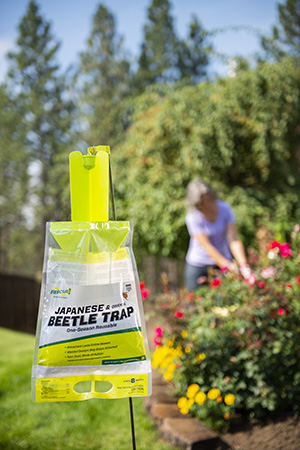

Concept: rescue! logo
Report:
left=50, top=287, right=71, bottom=296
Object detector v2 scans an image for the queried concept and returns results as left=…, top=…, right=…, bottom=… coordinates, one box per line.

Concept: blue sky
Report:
left=0, top=0, right=280, bottom=81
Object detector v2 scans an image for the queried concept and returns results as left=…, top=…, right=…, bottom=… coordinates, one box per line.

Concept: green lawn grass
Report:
left=0, top=328, right=178, bottom=450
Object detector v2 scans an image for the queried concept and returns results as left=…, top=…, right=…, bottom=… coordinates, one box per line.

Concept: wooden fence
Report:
left=0, top=273, right=40, bottom=334
left=138, top=255, right=185, bottom=294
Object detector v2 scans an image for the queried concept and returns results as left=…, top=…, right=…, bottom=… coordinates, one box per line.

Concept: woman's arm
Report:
left=227, top=223, right=248, bottom=268
left=194, top=232, right=233, bottom=269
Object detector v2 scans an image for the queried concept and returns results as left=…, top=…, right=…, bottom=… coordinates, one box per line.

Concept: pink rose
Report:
left=257, top=280, right=266, bottom=288
left=247, top=273, right=257, bottom=286
left=154, top=326, right=163, bottom=338
left=141, top=287, right=150, bottom=300
left=153, top=337, right=162, bottom=346
left=279, top=243, right=292, bottom=258
left=260, top=267, right=275, bottom=279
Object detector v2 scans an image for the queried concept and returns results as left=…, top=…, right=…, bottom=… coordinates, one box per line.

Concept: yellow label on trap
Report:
left=36, top=373, right=148, bottom=402
left=37, top=328, right=146, bottom=367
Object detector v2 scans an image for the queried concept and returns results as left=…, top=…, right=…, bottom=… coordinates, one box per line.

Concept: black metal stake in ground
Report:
left=129, top=397, right=136, bottom=450
left=109, top=155, right=137, bottom=450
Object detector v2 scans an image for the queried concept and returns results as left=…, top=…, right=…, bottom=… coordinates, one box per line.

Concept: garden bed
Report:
left=147, top=369, right=300, bottom=450
left=223, top=414, right=300, bottom=450
left=148, top=236, right=300, bottom=448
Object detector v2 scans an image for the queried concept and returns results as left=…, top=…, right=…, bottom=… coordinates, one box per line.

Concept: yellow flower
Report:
left=195, top=391, right=206, bottom=405
left=187, top=398, right=195, bottom=408
left=166, top=339, right=174, bottom=347
left=168, top=363, right=176, bottom=372
left=224, top=394, right=235, bottom=406
left=174, top=346, right=183, bottom=358
left=186, top=384, right=200, bottom=399
left=207, top=388, right=221, bottom=400
left=163, top=371, right=174, bottom=382
left=160, top=356, right=173, bottom=369
left=181, top=330, right=188, bottom=339
left=216, top=396, right=223, bottom=403
left=177, top=397, right=188, bottom=409
left=152, top=345, right=171, bottom=368
left=195, top=353, right=206, bottom=363
left=224, top=413, right=230, bottom=420
left=180, top=407, right=190, bottom=415
left=185, top=347, right=191, bottom=353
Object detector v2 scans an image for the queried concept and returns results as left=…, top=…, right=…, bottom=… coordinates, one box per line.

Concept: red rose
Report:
left=267, top=240, right=280, bottom=250
left=277, top=307, right=286, bottom=316
left=174, top=310, right=184, bottom=319
left=257, top=280, right=266, bottom=288
left=210, top=278, right=222, bottom=288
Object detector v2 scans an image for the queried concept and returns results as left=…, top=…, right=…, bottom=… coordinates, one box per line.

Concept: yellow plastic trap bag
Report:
left=31, top=148, right=151, bottom=402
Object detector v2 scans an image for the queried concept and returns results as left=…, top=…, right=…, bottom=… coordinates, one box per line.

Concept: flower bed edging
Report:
left=145, top=370, right=230, bottom=450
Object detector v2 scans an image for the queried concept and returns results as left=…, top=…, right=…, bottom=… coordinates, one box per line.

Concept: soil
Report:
left=222, top=414, right=300, bottom=450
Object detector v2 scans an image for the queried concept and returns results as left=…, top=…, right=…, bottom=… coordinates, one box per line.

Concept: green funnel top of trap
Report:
left=69, top=145, right=110, bottom=222
left=50, top=145, right=128, bottom=256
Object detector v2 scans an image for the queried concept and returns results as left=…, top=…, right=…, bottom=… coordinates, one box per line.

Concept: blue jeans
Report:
left=185, top=262, right=219, bottom=291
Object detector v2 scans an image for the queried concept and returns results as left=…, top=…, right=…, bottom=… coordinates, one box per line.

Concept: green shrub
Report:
left=114, top=58, right=300, bottom=257
left=152, top=230, right=300, bottom=430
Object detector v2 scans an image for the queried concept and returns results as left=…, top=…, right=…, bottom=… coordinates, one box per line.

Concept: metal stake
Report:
left=109, top=153, right=137, bottom=450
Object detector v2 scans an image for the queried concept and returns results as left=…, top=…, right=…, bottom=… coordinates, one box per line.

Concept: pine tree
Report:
left=135, top=1, right=210, bottom=91
left=261, top=0, right=300, bottom=60
left=77, top=3, right=131, bottom=146
left=7, top=0, right=76, bottom=272
left=135, top=0, right=179, bottom=89
left=0, top=84, right=29, bottom=272
left=176, top=15, right=210, bottom=83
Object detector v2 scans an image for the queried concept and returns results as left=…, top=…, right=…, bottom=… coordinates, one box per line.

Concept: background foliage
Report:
left=1, top=0, right=300, bottom=275
left=113, top=58, right=300, bottom=257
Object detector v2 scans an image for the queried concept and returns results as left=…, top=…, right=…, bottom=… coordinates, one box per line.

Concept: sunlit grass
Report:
left=0, top=328, right=178, bottom=450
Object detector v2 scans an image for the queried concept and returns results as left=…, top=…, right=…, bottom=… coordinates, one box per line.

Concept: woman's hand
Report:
left=239, top=263, right=251, bottom=279
left=227, top=261, right=238, bottom=272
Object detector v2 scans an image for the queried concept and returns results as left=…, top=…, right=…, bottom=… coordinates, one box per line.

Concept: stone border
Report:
left=145, top=370, right=231, bottom=450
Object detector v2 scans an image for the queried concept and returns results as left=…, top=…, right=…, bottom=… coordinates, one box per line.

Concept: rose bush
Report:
left=152, top=230, right=300, bottom=430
